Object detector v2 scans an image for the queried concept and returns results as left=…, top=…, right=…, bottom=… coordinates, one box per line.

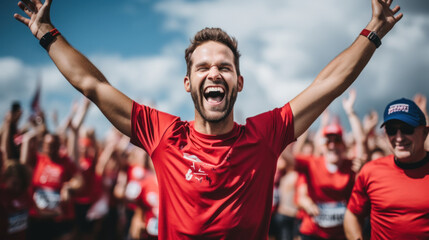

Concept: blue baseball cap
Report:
left=381, top=98, right=426, bottom=128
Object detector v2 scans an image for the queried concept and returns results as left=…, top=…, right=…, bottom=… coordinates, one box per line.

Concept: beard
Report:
left=190, top=80, right=238, bottom=123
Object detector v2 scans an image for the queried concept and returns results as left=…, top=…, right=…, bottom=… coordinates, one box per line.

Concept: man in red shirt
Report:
left=14, top=0, right=402, bottom=238
left=344, top=98, right=429, bottom=240
left=295, top=124, right=355, bottom=240
left=0, top=163, right=31, bottom=240
left=26, top=133, right=83, bottom=240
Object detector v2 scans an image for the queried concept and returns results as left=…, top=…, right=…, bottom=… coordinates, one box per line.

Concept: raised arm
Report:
left=14, top=0, right=133, bottom=137
left=290, top=0, right=402, bottom=139
left=67, top=97, right=91, bottom=163
left=342, top=89, right=367, bottom=171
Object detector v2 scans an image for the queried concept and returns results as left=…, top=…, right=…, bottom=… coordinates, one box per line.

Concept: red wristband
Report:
left=360, top=29, right=381, bottom=48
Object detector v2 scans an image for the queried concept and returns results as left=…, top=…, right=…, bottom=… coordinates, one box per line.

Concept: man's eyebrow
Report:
left=219, top=62, right=234, bottom=67
left=194, top=61, right=209, bottom=68
left=193, top=61, right=234, bottom=69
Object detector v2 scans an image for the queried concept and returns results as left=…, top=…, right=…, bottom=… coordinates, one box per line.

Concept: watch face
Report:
left=40, top=30, right=60, bottom=49
left=368, top=31, right=381, bottom=48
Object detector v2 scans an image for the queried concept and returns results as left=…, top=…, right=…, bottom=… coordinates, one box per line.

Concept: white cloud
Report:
left=155, top=0, right=429, bottom=127
left=1, top=0, right=428, bottom=139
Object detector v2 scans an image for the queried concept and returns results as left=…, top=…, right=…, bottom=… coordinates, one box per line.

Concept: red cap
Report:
left=79, top=137, right=93, bottom=147
left=322, top=124, right=343, bottom=137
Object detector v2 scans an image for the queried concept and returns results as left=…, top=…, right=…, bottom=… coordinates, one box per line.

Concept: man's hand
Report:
left=369, top=0, right=403, bottom=39
left=14, top=0, right=54, bottom=39
left=342, top=89, right=357, bottom=116
left=363, top=110, right=378, bottom=135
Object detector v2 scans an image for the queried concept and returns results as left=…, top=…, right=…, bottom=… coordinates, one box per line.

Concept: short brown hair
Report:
left=185, top=27, right=241, bottom=77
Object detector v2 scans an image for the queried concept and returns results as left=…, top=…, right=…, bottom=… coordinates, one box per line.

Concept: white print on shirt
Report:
left=183, top=153, right=209, bottom=183
left=8, top=211, right=28, bottom=234
left=314, top=201, right=346, bottom=228
left=125, top=181, right=142, bottom=201
left=146, top=192, right=158, bottom=207
left=146, top=217, right=158, bottom=236
left=39, top=165, right=61, bottom=184
left=33, top=188, right=61, bottom=210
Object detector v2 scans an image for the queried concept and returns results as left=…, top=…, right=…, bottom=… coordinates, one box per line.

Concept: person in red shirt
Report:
left=344, top=98, right=429, bottom=240
left=295, top=124, right=355, bottom=240
left=14, top=0, right=402, bottom=238
left=25, top=133, right=83, bottom=240
left=0, top=163, right=31, bottom=240
left=125, top=160, right=159, bottom=240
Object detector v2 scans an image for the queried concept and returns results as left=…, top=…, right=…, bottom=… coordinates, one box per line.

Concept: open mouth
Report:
left=203, top=86, right=225, bottom=104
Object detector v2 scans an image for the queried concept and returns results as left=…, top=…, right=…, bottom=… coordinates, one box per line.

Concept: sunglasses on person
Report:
left=385, top=124, right=415, bottom=136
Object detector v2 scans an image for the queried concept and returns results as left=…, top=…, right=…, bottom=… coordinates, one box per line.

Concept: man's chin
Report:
left=202, top=111, right=229, bottom=123
left=394, top=149, right=411, bottom=161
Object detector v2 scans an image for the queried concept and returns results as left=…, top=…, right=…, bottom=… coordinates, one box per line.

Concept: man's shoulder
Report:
left=359, top=155, right=395, bottom=174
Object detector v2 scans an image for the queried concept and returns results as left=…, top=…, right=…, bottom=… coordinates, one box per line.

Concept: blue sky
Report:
left=1, top=0, right=429, bottom=139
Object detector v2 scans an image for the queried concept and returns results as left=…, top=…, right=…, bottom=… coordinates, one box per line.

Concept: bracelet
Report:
left=360, top=29, right=381, bottom=48
left=39, top=28, right=61, bottom=50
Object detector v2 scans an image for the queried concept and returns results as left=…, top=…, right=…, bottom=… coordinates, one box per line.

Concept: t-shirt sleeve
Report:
left=131, top=101, right=179, bottom=155
left=246, top=102, right=295, bottom=157
left=347, top=167, right=370, bottom=217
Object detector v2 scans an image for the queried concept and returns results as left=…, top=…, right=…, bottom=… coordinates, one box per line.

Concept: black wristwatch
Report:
left=39, top=28, right=61, bottom=50
left=360, top=29, right=381, bottom=48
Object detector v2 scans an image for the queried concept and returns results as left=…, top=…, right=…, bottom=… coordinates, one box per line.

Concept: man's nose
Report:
left=207, top=66, right=221, bottom=80
left=393, top=129, right=404, bottom=139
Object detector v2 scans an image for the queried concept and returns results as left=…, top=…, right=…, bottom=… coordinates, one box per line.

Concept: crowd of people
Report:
left=3, top=0, right=429, bottom=239
left=0, top=97, right=159, bottom=240
left=1, top=91, right=428, bottom=240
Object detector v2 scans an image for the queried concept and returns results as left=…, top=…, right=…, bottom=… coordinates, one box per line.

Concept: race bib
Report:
left=272, top=187, right=279, bottom=207
left=314, top=201, right=346, bottom=228
left=8, top=211, right=28, bottom=234
left=33, top=188, right=61, bottom=210
left=146, top=217, right=158, bottom=236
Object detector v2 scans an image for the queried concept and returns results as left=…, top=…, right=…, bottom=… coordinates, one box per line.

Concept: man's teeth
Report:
left=205, top=87, right=224, bottom=94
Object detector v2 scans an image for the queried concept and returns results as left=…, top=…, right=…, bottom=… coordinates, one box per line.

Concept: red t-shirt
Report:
left=125, top=164, right=147, bottom=210
left=130, top=171, right=159, bottom=237
left=30, top=153, right=77, bottom=221
left=0, top=186, right=31, bottom=240
left=294, top=173, right=306, bottom=220
left=74, top=156, right=101, bottom=204
left=295, top=155, right=355, bottom=239
left=347, top=154, right=429, bottom=240
left=131, top=102, right=295, bottom=239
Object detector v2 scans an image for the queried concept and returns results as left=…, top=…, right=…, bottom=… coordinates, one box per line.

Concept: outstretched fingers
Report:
left=385, top=0, right=392, bottom=7
left=391, top=5, right=403, bottom=21
left=18, top=1, right=33, bottom=17
left=32, top=0, right=44, bottom=9
left=21, top=0, right=37, bottom=13
left=13, top=13, right=30, bottom=26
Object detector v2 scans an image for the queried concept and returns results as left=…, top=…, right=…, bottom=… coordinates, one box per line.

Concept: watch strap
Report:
left=360, top=29, right=381, bottom=48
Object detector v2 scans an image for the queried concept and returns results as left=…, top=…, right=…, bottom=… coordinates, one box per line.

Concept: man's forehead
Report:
left=192, top=41, right=234, bottom=63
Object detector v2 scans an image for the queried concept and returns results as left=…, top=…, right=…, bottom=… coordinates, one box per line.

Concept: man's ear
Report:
left=237, top=75, right=244, bottom=92
left=184, top=76, right=191, bottom=92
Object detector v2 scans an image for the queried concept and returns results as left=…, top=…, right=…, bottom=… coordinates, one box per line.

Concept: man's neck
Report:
left=395, top=151, right=429, bottom=169
left=193, top=114, right=235, bottom=135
